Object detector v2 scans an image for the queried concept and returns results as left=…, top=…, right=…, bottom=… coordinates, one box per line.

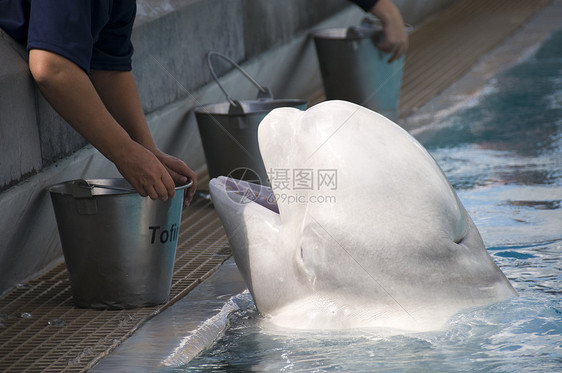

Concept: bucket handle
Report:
left=71, top=179, right=194, bottom=198
left=72, top=179, right=136, bottom=198
left=206, top=51, right=273, bottom=112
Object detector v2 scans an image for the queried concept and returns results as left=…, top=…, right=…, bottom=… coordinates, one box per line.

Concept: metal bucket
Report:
left=313, top=18, right=412, bottom=121
left=194, top=52, right=307, bottom=185
left=48, top=178, right=192, bottom=309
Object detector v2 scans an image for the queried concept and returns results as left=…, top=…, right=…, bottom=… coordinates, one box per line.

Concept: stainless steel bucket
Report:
left=48, top=178, right=192, bottom=309
left=194, top=52, right=307, bottom=185
left=313, top=18, right=412, bottom=121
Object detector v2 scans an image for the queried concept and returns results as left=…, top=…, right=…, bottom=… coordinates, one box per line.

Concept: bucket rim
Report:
left=312, top=23, right=413, bottom=40
left=193, top=98, right=307, bottom=116
left=312, top=26, right=380, bottom=40
left=48, top=178, right=193, bottom=197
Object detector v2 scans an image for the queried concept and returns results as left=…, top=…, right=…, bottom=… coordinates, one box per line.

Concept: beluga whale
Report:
left=209, top=100, right=516, bottom=332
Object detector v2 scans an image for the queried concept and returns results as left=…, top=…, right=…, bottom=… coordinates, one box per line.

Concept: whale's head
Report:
left=209, top=101, right=516, bottom=332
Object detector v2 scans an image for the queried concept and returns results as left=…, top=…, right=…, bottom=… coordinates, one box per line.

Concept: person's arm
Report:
left=368, top=0, right=408, bottom=63
left=89, top=69, right=198, bottom=204
left=29, top=49, right=195, bottom=205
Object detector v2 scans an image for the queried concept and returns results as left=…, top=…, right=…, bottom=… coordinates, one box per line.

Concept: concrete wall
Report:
left=0, top=0, right=456, bottom=294
left=0, top=33, right=88, bottom=193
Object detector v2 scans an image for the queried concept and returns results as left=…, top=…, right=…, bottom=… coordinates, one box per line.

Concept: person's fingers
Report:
left=160, top=161, right=193, bottom=206
left=135, top=169, right=173, bottom=201
left=396, top=42, right=408, bottom=60
left=144, top=184, right=160, bottom=201
left=376, top=40, right=391, bottom=54
left=379, top=41, right=406, bottom=63
left=143, top=171, right=175, bottom=202
left=377, top=42, right=396, bottom=62
left=154, top=182, right=168, bottom=201
left=136, top=184, right=149, bottom=198
left=149, top=148, right=198, bottom=207
left=184, top=172, right=198, bottom=207
left=162, top=172, right=176, bottom=200
left=166, top=167, right=188, bottom=185
left=387, top=47, right=400, bottom=63
left=155, top=152, right=197, bottom=207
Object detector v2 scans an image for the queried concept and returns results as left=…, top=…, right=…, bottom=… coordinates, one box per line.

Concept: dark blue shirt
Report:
left=350, top=0, right=379, bottom=12
left=0, top=0, right=136, bottom=72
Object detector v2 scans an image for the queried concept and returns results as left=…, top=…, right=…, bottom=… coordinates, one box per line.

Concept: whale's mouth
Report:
left=210, top=176, right=280, bottom=214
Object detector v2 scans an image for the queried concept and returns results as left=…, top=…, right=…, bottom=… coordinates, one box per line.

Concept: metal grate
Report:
left=0, top=196, right=230, bottom=372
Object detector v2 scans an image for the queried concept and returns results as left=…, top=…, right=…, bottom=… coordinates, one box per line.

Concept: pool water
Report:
left=174, top=28, right=562, bottom=372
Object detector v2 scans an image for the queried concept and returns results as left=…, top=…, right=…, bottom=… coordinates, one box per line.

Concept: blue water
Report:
left=175, top=28, right=562, bottom=372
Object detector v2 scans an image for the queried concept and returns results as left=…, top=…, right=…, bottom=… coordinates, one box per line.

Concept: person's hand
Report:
left=152, top=149, right=198, bottom=207
left=370, top=0, right=408, bottom=63
left=377, top=20, right=408, bottom=63
left=112, top=141, right=178, bottom=202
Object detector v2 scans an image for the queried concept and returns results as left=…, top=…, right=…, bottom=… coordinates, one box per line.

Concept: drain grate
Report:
left=0, top=196, right=230, bottom=372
